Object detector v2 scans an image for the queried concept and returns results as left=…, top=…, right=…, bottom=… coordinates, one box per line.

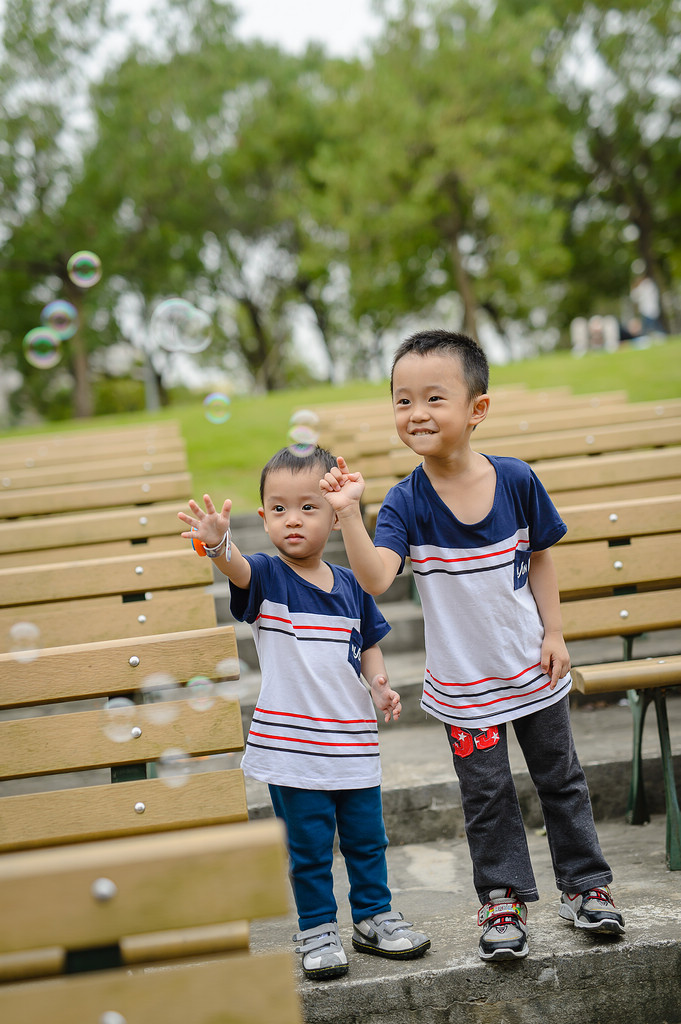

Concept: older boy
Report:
left=320, top=330, right=624, bottom=961
left=179, top=446, right=430, bottom=979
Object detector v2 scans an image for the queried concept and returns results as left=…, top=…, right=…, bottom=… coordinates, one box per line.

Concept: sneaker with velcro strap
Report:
left=352, top=911, right=431, bottom=959
left=478, top=888, right=529, bottom=961
left=559, top=886, right=625, bottom=934
left=293, top=921, right=348, bottom=980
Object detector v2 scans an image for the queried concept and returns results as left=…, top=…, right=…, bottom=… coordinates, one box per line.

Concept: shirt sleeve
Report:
left=228, top=552, right=272, bottom=623
left=526, top=467, right=567, bottom=551
left=373, top=485, right=410, bottom=572
left=359, top=589, right=391, bottom=650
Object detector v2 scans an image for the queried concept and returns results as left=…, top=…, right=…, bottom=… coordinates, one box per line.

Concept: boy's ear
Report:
left=257, top=507, right=268, bottom=533
left=471, top=393, right=490, bottom=427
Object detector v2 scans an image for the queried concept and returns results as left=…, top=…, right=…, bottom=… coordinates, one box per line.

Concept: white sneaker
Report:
left=293, top=921, right=348, bottom=980
left=352, top=911, right=431, bottom=959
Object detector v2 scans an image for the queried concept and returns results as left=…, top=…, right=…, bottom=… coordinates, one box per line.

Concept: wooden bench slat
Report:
left=0, top=770, right=248, bottom=852
left=554, top=533, right=681, bottom=597
left=0, top=502, right=184, bottom=555
left=0, top=950, right=302, bottom=1024
left=0, top=589, right=217, bottom=647
left=0, top=421, right=180, bottom=453
left=0, top=534, right=186, bottom=569
left=0, top=548, right=212, bottom=607
left=120, top=920, right=250, bottom=964
left=572, top=654, right=681, bottom=695
left=0, top=626, right=238, bottom=709
left=0, top=435, right=185, bottom=470
left=562, top=588, right=681, bottom=640
left=0, top=820, right=290, bottom=952
left=0, top=452, right=187, bottom=490
left=0, top=697, right=244, bottom=780
left=558, top=495, right=681, bottom=544
left=0, top=473, right=193, bottom=517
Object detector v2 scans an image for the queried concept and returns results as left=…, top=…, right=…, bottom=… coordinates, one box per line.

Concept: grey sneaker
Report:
left=559, top=886, right=625, bottom=934
left=478, top=888, right=529, bottom=961
left=293, top=921, right=348, bottom=980
left=352, top=911, right=431, bottom=959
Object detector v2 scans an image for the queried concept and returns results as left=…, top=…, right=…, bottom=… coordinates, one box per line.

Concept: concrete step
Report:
left=249, top=814, right=681, bottom=1024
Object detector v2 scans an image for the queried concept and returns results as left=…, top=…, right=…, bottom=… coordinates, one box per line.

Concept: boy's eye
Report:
left=395, top=398, right=410, bottom=406
left=302, top=503, right=315, bottom=511
left=428, top=395, right=443, bottom=402
left=273, top=504, right=285, bottom=513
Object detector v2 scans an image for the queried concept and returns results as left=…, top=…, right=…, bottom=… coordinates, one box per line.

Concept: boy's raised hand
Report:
left=178, top=493, right=231, bottom=548
left=369, top=674, right=402, bottom=723
left=319, top=456, right=365, bottom=514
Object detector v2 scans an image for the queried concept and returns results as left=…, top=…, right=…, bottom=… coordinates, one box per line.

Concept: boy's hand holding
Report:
left=369, top=674, right=402, bottom=723
left=320, top=456, right=365, bottom=516
left=178, top=493, right=232, bottom=549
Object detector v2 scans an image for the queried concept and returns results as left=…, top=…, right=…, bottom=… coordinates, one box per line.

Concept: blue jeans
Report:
left=269, top=784, right=392, bottom=931
left=445, top=696, right=613, bottom=904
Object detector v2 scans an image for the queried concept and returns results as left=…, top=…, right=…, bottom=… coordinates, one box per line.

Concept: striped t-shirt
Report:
left=229, top=554, right=391, bottom=790
left=373, top=456, right=571, bottom=729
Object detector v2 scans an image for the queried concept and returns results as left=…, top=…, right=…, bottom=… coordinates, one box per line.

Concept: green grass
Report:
left=2, top=336, right=680, bottom=513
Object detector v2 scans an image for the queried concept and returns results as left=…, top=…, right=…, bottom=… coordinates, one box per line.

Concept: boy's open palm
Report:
left=319, top=456, right=365, bottom=514
left=178, top=493, right=231, bottom=548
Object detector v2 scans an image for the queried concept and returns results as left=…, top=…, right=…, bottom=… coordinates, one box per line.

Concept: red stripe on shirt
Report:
left=248, top=730, right=379, bottom=749
left=255, top=706, right=376, bottom=725
left=424, top=676, right=553, bottom=711
left=426, top=662, right=542, bottom=689
left=255, top=612, right=352, bottom=635
left=410, top=539, right=528, bottom=565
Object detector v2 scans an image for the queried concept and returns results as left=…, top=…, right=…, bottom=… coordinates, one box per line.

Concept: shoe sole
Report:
left=479, top=945, right=529, bottom=961
left=351, top=937, right=431, bottom=960
left=302, top=963, right=349, bottom=980
left=559, top=907, right=625, bottom=934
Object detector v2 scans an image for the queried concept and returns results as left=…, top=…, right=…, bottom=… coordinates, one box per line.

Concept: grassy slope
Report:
left=2, top=337, right=680, bottom=513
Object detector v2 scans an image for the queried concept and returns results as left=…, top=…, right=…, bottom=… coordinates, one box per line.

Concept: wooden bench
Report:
left=0, top=824, right=300, bottom=1024
left=541, top=495, right=681, bottom=868
left=0, top=422, right=302, bottom=1022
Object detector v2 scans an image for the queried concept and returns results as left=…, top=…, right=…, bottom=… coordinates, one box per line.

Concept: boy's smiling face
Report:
left=259, top=465, right=338, bottom=565
left=392, top=351, right=487, bottom=457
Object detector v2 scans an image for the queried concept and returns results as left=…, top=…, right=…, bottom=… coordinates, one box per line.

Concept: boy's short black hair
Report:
left=259, top=446, right=337, bottom=503
left=390, top=329, right=489, bottom=400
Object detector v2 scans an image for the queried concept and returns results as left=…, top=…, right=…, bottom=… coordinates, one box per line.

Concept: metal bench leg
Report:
left=653, top=689, right=681, bottom=871
left=626, top=688, right=653, bottom=825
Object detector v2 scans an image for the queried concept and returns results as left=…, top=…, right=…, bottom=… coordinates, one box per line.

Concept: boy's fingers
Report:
left=203, top=494, right=216, bottom=514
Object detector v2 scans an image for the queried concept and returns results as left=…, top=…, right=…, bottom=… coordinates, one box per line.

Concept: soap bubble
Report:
left=157, top=748, right=191, bottom=787
left=186, top=675, right=216, bottom=711
left=40, top=299, right=78, bottom=340
left=23, top=327, right=62, bottom=369
left=287, top=409, right=320, bottom=457
left=67, top=250, right=102, bottom=288
left=139, top=672, right=179, bottom=724
left=149, top=298, right=212, bottom=353
left=9, top=621, right=41, bottom=663
left=203, top=392, right=231, bottom=424
left=103, top=697, right=136, bottom=743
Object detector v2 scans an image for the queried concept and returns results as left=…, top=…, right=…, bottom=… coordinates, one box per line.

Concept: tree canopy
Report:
left=0, top=0, right=678, bottom=421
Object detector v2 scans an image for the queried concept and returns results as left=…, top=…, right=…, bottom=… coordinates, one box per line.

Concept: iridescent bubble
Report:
left=67, top=250, right=102, bottom=288
left=40, top=299, right=78, bottom=340
left=149, top=298, right=212, bottom=354
left=102, top=697, right=136, bottom=743
left=203, top=392, right=231, bottom=424
left=23, top=327, right=62, bottom=369
left=139, top=672, right=179, bottom=724
left=9, top=621, right=41, bottom=663
left=287, top=409, right=320, bottom=457
left=156, top=748, right=191, bottom=788
left=186, top=675, right=216, bottom=711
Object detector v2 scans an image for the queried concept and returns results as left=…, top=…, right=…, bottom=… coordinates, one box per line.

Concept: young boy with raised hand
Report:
left=179, top=446, right=430, bottom=980
left=319, top=329, right=624, bottom=962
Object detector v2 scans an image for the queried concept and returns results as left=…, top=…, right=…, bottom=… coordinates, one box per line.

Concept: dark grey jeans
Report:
left=445, top=695, right=613, bottom=904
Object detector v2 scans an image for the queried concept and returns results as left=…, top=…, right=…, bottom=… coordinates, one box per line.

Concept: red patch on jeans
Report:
left=450, top=727, right=475, bottom=757
left=474, top=727, right=500, bottom=751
